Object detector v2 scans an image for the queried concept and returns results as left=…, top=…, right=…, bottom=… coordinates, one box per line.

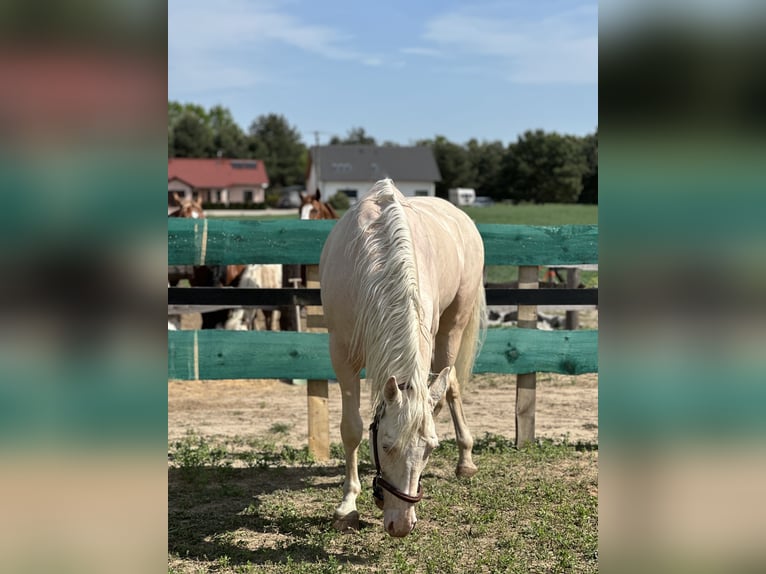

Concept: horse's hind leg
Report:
left=446, top=367, right=478, bottom=477
left=329, top=336, right=363, bottom=531
left=434, top=331, right=478, bottom=478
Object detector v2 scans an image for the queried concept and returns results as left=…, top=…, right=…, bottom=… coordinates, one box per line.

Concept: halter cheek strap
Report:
left=369, top=407, right=424, bottom=506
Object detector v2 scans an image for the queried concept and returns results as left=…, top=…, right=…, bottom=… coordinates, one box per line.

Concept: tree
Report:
left=169, top=101, right=216, bottom=158
left=209, top=105, right=248, bottom=158
left=418, top=136, right=473, bottom=199
left=248, top=114, right=307, bottom=189
left=579, top=129, right=598, bottom=204
left=503, top=130, right=588, bottom=203
left=466, top=139, right=505, bottom=200
left=329, top=126, right=377, bottom=145
left=172, top=111, right=214, bottom=158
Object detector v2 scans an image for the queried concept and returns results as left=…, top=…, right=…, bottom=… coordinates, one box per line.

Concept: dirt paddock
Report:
left=168, top=372, right=598, bottom=450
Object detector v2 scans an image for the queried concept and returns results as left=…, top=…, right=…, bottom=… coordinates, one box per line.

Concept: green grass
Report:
left=209, top=202, right=597, bottom=226
left=168, top=433, right=597, bottom=573
left=462, top=202, right=597, bottom=226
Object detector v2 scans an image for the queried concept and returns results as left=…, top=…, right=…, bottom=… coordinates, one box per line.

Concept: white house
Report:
left=168, top=158, right=270, bottom=207
left=306, top=145, right=441, bottom=203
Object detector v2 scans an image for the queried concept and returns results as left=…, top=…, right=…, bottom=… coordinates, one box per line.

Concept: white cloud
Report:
left=421, top=4, right=597, bottom=85
left=168, top=0, right=383, bottom=95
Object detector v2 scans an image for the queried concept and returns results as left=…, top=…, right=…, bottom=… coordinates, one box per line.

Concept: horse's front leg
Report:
left=330, top=345, right=363, bottom=530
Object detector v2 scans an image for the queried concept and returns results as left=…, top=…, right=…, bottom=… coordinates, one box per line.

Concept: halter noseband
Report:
left=369, top=403, right=424, bottom=507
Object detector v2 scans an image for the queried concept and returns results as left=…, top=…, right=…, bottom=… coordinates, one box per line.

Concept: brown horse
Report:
left=168, top=192, right=205, bottom=219
left=299, top=189, right=338, bottom=220
left=168, top=194, right=248, bottom=329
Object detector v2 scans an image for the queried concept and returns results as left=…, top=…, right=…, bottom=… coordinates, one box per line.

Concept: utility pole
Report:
left=311, top=131, right=322, bottom=196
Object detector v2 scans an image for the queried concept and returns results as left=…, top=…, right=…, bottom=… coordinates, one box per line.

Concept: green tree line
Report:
left=169, top=101, right=597, bottom=204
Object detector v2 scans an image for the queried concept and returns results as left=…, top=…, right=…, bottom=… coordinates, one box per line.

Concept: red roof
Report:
left=168, top=158, right=269, bottom=188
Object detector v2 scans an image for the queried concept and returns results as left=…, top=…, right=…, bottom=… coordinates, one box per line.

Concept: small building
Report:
left=168, top=158, right=269, bottom=206
left=306, top=145, right=441, bottom=204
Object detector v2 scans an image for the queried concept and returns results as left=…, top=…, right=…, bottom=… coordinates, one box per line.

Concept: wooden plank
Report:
left=167, top=329, right=598, bottom=380
left=168, top=220, right=598, bottom=267
left=168, top=330, right=336, bottom=380
left=168, top=219, right=336, bottom=265
left=477, top=329, right=598, bottom=375
left=480, top=225, right=598, bottom=266
left=516, top=265, right=538, bottom=447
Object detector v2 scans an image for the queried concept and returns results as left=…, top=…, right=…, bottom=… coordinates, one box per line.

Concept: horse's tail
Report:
left=454, top=280, right=487, bottom=389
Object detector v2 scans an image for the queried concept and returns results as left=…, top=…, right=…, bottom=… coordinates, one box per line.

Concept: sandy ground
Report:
left=169, top=309, right=598, bottom=449
left=168, top=372, right=597, bottom=450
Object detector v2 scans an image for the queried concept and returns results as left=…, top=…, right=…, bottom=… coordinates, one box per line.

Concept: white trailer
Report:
left=448, top=187, right=476, bottom=206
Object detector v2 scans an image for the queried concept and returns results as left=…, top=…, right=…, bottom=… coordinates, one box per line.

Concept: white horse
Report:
left=221, top=264, right=283, bottom=330
left=319, top=179, right=486, bottom=537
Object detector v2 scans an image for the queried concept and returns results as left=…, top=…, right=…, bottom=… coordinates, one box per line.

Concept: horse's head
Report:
left=370, top=367, right=450, bottom=537
left=170, top=192, right=205, bottom=219
left=299, top=189, right=338, bottom=220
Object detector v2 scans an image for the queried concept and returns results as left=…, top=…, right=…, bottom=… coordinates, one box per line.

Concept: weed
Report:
left=268, top=422, right=292, bottom=435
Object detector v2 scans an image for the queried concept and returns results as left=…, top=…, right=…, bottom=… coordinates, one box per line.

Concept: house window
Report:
left=415, top=190, right=429, bottom=197
left=192, top=191, right=200, bottom=201
left=214, top=190, right=222, bottom=202
left=339, top=189, right=358, bottom=200
left=244, top=190, right=254, bottom=204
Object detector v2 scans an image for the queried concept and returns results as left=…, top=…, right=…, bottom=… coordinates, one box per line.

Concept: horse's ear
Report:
left=384, top=376, right=400, bottom=403
left=429, top=367, right=450, bottom=407
left=172, top=192, right=182, bottom=205
left=315, top=188, right=321, bottom=200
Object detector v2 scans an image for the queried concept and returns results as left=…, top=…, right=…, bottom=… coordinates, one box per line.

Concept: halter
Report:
left=369, top=397, right=424, bottom=507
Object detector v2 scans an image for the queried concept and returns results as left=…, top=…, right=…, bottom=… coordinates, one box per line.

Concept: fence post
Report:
left=305, top=264, right=330, bottom=461
left=516, top=265, right=538, bottom=447
left=565, top=267, right=580, bottom=331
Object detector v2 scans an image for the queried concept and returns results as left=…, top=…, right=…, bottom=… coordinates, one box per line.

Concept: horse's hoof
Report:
left=456, top=463, right=478, bottom=478
left=333, top=511, right=360, bottom=532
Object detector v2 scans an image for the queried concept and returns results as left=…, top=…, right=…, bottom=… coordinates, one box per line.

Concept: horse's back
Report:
left=320, top=183, right=483, bottom=339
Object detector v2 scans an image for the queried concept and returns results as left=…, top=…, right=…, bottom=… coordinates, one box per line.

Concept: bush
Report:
left=328, top=192, right=350, bottom=210
left=265, top=190, right=281, bottom=208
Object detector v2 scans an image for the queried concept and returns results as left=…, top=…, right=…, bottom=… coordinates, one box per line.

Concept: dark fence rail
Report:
left=168, top=287, right=598, bottom=308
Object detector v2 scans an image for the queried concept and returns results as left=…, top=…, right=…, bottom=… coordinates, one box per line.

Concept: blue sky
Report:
left=168, top=0, right=597, bottom=146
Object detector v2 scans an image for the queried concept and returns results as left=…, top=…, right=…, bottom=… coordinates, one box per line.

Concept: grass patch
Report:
left=463, top=203, right=597, bottom=225
left=169, top=433, right=597, bottom=573
left=210, top=202, right=597, bottom=226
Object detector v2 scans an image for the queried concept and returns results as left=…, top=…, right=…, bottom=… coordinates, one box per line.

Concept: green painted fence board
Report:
left=168, top=219, right=336, bottom=265
left=168, top=219, right=597, bottom=266
left=168, top=329, right=598, bottom=380
left=479, top=224, right=598, bottom=266
left=478, top=328, right=598, bottom=375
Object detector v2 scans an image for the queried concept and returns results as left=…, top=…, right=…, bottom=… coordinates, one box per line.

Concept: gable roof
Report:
left=311, top=145, right=441, bottom=183
left=168, top=158, right=269, bottom=189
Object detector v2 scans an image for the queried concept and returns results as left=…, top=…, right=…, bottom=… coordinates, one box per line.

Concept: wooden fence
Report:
left=168, top=218, right=598, bottom=454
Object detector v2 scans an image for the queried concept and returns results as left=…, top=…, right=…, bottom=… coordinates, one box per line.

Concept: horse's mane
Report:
left=347, top=179, right=430, bottom=449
